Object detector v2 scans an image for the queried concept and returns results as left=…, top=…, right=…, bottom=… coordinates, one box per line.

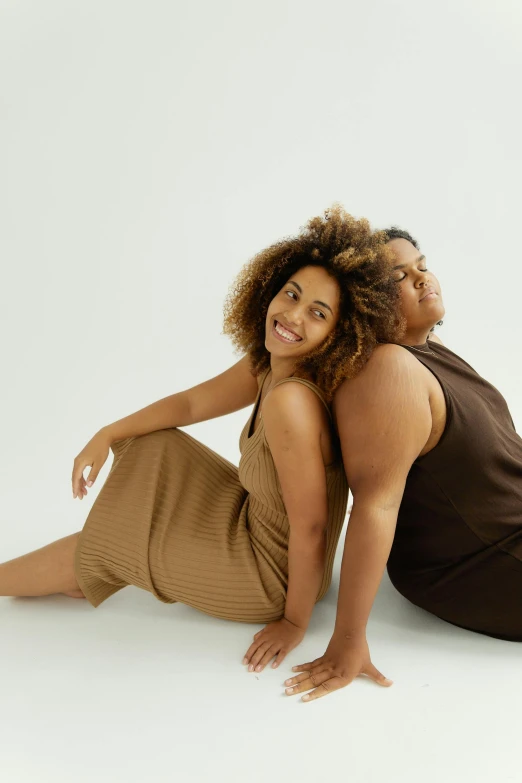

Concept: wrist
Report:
left=333, top=624, right=367, bottom=642
left=99, top=425, right=116, bottom=445
left=283, top=615, right=307, bottom=632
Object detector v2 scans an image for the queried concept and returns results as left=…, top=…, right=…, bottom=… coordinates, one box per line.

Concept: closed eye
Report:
left=395, top=267, right=428, bottom=283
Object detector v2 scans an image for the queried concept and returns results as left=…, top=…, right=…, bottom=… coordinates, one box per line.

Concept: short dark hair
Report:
left=382, top=226, right=420, bottom=249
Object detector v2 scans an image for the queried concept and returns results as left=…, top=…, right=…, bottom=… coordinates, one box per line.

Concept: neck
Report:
left=400, top=326, right=433, bottom=346
left=269, top=355, right=297, bottom=384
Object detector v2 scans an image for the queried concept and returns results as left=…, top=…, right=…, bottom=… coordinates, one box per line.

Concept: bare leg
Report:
left=0, top=532, right=85, bottom=598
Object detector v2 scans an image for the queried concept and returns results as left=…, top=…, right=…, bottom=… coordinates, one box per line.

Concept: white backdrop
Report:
left=1, top=2, right=522, bottom=782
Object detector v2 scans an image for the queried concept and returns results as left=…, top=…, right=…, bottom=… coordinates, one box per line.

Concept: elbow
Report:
left=308, top=522, right=328, bottom=538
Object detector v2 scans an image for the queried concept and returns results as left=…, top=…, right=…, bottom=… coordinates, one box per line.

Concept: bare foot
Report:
left=63, top=589, right=86, bottom=599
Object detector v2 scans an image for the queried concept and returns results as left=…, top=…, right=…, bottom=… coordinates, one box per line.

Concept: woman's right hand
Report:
left=72, top=429, right=112, bottom=500
left=283, top=631, right=392, bottom=702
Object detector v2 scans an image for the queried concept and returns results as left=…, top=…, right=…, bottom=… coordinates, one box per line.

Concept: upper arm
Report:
left=183, top=355, right=259, bottom=424
left=263, top=384, right=329, bottom=534
left=333, top=345, right=432, bottom=508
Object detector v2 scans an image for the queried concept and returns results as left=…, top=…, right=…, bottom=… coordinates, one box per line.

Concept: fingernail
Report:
left=285, top=687, right=293, bottom=694
left=248, top=665, right=254, bottom=672
left=284, top=679, right=292, bottom=685
left=302, top=694, right=310, bottom=701
left=87, top=481, right=93, bottom=487
left=242, top=658, right=247, bottom=665
left=292, top=666, right=298, bottom=671
left=255, top=665, right=262, bottom=672
left=272, top=662, right=278, bottom=668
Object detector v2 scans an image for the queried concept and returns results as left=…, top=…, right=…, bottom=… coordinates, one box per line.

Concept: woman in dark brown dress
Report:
left=285, top=227, right=522, bottom=703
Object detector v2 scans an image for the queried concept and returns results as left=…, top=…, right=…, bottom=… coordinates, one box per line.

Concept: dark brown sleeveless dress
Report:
left=387, top=341, right=522, bottom=641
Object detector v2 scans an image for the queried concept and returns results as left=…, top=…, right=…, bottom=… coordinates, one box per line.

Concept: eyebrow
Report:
left=288, top=280, right=334, bottom=315
left=393, top=254, right=426, bottom=271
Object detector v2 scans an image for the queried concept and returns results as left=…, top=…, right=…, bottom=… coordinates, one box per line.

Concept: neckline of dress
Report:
left=403, top=341, right=432, bottom=354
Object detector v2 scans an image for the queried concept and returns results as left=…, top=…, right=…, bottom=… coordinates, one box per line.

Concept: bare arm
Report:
left=72, top=355, right=259, bottom=498
left=333, top=345, right=431, bottom=635
left=263, top=383, right=331, bottom=630
left=284, top=345, right=433, bottom=700
left=242, top=382, right=334, bottom=673
left=102, top=355, right=259, bottom=443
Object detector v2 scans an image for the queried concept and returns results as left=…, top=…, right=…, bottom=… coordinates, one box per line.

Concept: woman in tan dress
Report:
left=0, top=206, right=400, bottom=673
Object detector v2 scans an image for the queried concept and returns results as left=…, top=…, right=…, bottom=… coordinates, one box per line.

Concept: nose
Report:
left=283, top=303, right=304, bottom=325
left=415, top=270, right=431, bottom=288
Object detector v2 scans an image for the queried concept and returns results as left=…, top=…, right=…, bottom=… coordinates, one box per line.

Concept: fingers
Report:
left=256, top=645, right=279, bottom=672
left=285, top=670, right=350, bottom=702
left=243, top=634, right=282, bottom=673
left=271, top=650, right=287, bottom=670
left=72, top=459, right=96, bottom=500
left=364, top=663, right=393, bottom=687
left=72, top=461, right=86, bottom=500
left=248, top=642, right=273, bottom=672
left=299, top=677, right=347, bottom=702
left=290, top=659, right=321, bottom=673
left=243, top=640, right=260, bottom=666
left=285, top=669, right=330, bottom=694
left=283, top=661, right=393, bottom=703
left=284, top=670, right=314, bottom=687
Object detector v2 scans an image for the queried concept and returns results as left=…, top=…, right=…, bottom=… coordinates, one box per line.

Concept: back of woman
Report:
left=388, top=340, right=522, bottom=639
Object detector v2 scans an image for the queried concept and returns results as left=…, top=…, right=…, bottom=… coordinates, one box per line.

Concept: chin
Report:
left=434, top=306, right=446, bottom=323
left=266, top=338, right=296, bottom=357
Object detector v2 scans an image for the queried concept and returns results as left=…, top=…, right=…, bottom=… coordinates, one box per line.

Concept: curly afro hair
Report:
left=223, top=205, right=404, bottom=399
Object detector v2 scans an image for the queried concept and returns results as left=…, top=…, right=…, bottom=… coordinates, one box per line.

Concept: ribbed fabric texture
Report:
left=74, top=369, right=348, bottom=623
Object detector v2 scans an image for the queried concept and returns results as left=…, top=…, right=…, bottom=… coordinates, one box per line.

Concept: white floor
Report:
left=2, top=1, right=522, bottom=780
left=2, top=520, right=520, bottom=783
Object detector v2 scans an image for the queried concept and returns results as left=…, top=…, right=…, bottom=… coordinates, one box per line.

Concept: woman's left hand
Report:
left=243, top=618, right=305, bottom=673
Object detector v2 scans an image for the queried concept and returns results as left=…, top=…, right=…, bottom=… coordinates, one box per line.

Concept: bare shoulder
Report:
left=334, top=345, right=433, bottom=489
left=332, top=343, right=431, bottom=424
left=340, top=343, right=424, bottom=390
left=263, top=381, right=326, bottom=434
left=428, top=332, right=444, bottom=345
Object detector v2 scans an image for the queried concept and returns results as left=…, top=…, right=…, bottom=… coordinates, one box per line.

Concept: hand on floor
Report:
left=283, top=631, right=392, bottom=702
left=242, top=618, right=305, bottom=673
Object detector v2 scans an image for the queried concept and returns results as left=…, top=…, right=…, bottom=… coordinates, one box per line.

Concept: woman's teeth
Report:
left=274, top=321, right=302, bottom=342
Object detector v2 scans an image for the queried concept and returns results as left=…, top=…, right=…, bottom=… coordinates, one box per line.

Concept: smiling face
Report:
left=265, top=265, right=340, bottom=362
left=387, top=238, right=445, bottom=344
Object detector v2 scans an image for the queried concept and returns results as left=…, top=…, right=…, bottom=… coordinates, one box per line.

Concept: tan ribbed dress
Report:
left=74, top=370, right=348, bottom=623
